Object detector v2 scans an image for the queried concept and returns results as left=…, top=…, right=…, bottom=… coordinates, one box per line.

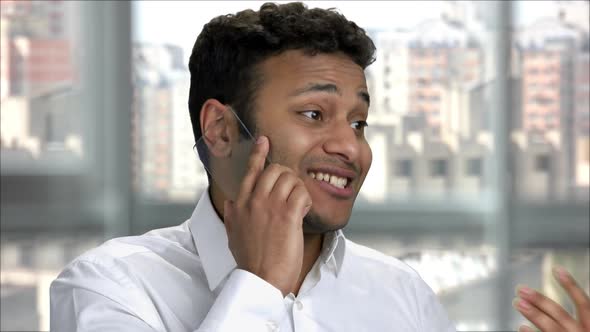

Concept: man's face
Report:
left=250, top=50, right=372, bottom=233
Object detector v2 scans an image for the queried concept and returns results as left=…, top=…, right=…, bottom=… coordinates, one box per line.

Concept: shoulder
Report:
left=342, top=239, right=438, bottom=304
left=344, top=239, right=422, bottom=281
left=86, top=221, right=192, bottom=259
left=56, top=221, right=198, bottom=284
left=342, top=239, right=455, bottom=331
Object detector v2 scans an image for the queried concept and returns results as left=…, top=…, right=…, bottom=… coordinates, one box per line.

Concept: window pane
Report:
left=1, top=0, right=84, bottom=174
left=132, top=1, right=495, bottom=205
left=121, top=1, right=589, bottom=331
left=361, top=2, right=492, bottom=204
left=430, top=159, right=448, bottom=177
left=466, top=157, right=482, bottom=176
left=512, top=0, right=590, bottom=202
left=131, top=2, right=500, bottom=329
left=395, top=159, right=413, bottom=177
left=1, top=1, right=110, bottom=331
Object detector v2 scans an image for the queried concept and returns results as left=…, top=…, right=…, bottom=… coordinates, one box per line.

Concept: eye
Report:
left=301, top=110, right=322, bottom=121
left=351, top=120, right=369, bottom=131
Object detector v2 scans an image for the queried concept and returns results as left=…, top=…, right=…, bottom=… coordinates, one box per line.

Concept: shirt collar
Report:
left=320, top=228, right=346, bottom=277
left=189, top=189, right=347, bottom=291
left=189, top=190, right=237, bottom=291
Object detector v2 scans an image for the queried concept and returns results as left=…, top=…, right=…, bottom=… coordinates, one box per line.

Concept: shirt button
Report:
left=266, top=321, right=279, bottom=332
left=295, top=300, right=303, bottom=310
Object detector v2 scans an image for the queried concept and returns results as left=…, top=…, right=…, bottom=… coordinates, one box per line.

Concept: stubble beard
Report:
left=302, top=210, right=348, bottom=234
left=267, top=147, right=350, bottom=234
left=249, top=122, right=352, bottom=235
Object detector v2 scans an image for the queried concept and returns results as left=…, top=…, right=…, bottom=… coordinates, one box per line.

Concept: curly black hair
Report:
left=188, top=2, right=376, bottom=144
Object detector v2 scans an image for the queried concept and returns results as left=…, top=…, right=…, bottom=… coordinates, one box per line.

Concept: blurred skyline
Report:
left=129, top=0, right=590, bottom=202
left=133, top=0, right=563, bottom=60
left=1, top=2, right=588, bottom=331
left=2, top=0, right=588, bottom=202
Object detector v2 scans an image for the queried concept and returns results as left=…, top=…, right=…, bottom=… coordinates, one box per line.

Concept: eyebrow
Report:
left=290, top=83, right=370, bottom=107
left=359, top=91, right=370, bottom=106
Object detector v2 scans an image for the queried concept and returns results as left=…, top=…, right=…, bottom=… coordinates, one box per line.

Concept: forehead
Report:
left=257, top=50, right=367, bottom=93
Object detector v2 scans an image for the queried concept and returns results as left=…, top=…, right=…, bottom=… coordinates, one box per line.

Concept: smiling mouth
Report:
left=307, top=171, right=350, bottom=189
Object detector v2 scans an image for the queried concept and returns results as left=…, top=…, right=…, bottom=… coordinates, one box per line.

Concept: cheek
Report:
left=265, top=125, right=316, bottom=167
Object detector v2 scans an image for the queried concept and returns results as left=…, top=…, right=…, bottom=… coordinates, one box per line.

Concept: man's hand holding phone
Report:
left=223, top=136, right=312, bottom=297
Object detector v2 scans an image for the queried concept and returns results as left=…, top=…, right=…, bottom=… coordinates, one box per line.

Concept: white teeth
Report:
left=308, top=172, right=348, bottom=189
left=339, top=178, right=347, bottom=188
left=330, top=175, right=337, bottom=185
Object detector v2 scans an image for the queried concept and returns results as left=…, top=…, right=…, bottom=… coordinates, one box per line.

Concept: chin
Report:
left=302, top=210, right=350, bottom=234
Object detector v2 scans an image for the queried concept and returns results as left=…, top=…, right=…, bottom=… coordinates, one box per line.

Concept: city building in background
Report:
left=132, top=43, right=208, bottom=201
left=127, top=0, right=589, bottom=203
left=1, top=1, right=588, bottom=331
left=362, top=2, right=490, bottom=202
left=513, top=7, right=590, bottom=199
left=0, top=0, right=81, bottom=169
left=1, top=0, right=586, bottom=201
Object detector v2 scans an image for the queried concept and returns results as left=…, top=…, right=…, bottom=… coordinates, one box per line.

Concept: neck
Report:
left=293, top=234, right=324, bottom=296
left=209, top=185, right=226, bottom=220
left=293, top=232, right=324, bottom=296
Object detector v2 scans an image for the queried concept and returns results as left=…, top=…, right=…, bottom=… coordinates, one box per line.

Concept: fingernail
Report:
left=516, top=285, right=534, bottom=297
left=513, top=298, right=531, bottom=311
left=256, top=136, right=266, bottom=144
left=553, top=266, right=569, bottom=282
left=517, top=299, right=532, bottom=310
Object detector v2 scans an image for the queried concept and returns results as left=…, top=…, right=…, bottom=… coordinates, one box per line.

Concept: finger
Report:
left=237, top=136, right=269, bottom=201
left=516, top=285, right=579, bottom=331
left=518, top=325, right=535, bottom=332
left=553, top=266, right=590, bottom=328
left=287, top=183, right=312, bottom=220
left=513, top=297, right=562, bottom=332
left=250, top=164, right=289, bottom=199
left=270, top=172, right=300, bottom=203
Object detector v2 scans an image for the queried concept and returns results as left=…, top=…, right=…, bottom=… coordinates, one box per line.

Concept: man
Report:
left=50, top=2, right=589, bottom=332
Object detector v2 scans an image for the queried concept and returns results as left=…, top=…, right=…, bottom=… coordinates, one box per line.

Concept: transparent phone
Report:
left=194, top=107, right=269, bottom=201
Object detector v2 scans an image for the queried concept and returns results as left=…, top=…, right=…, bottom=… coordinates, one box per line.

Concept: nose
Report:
left=322, top=120, right=360, bottom=163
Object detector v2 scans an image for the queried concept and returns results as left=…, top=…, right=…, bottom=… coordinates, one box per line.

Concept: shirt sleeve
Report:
left=197, top=269, right=288, bottom=331
left=51, top=259, right=288, bottom=332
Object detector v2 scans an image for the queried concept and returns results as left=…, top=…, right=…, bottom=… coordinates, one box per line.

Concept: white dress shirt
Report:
left=50, top=190, right=456, bottom=332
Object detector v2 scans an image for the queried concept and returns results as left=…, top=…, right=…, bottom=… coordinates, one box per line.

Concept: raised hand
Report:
left=223, top=136, right=312, bottom=297
left=514, top=266, right=590, bottom=332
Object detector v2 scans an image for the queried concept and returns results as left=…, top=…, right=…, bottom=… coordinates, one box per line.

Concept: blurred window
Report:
left=466, top=158, right=483, bottom=176
left=535, top=154, right=551, bottom=172
left=1, top=1, right=588, bottom=331
left=430, top=159, right=448, bottom=177
left=0, top=0, right=83, bottom=174
left=395, top=159, right=413, bottom=177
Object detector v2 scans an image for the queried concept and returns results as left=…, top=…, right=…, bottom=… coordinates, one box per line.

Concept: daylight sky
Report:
left=133, top=1, right=557, bottom=59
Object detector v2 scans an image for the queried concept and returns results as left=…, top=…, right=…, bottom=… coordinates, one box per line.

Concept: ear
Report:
left=199, top=99, right=237, bottom=158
